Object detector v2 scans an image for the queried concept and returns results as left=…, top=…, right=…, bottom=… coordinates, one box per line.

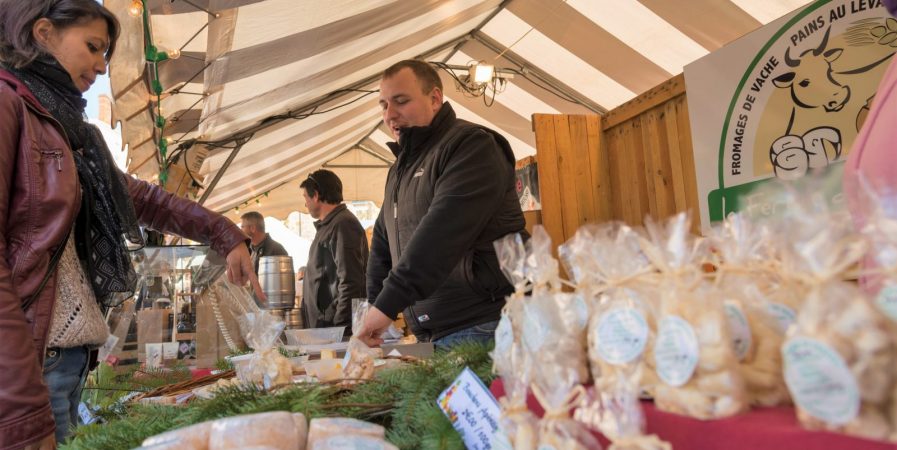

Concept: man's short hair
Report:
left=300, top=169, right=343, bottom=204
left=382, top=60, right=443, bottom=95
left=240, top=211, right=265, bottom=232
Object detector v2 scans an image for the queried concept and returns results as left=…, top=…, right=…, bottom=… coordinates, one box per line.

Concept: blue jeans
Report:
left=43, top=346, right=89, bottom=444
left=432, top=320, right=499, bottom=350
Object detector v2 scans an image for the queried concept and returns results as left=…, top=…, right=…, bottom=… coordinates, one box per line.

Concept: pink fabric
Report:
left=844, top=55, right=897, bottom=228
left=490, top=378, right=897, bottom=450
left=843, top=55, right=897, bottom=293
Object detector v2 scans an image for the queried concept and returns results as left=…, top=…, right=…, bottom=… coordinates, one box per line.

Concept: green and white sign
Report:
left=685, top=0, right=895, bottom=232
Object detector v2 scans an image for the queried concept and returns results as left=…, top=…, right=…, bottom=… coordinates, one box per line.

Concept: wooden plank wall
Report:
left=533, top=73, right=701, bottom=245
left=533, top=114, right=612, bottom=248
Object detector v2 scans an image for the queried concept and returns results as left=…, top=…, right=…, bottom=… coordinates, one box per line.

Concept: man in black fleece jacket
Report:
left=300, top=170, right=368, bottom=332
left=356, top=60, right=526, bottom=349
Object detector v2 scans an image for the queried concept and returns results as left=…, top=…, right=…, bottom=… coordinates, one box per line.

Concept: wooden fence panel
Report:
left=532, top=73, right=702, bottom=242
left=532, top=114, right=609, bottom=246
left=533, top=114, right=566, bottom=249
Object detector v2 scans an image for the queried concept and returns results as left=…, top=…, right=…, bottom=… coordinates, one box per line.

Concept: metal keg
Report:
left=285, top=309, right=303, bottom=329
left=267, top=308, right=287, bottom=321
left=258, top=255, right=295, bottom=309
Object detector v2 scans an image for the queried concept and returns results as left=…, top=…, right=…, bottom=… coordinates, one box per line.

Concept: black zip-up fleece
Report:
left=367, top=102, right=526, bottom=340
left=302, top=204, right=368, bottom=331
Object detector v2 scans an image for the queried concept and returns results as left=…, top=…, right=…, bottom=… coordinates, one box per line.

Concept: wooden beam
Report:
left=602, top=73, right=686, bottom=130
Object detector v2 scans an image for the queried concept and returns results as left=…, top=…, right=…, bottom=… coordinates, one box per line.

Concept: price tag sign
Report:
left=437, top=367, right=502, bottom=450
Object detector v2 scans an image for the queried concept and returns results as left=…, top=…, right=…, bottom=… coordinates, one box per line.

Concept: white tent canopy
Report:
left=107, top=0, right=813, bottom=220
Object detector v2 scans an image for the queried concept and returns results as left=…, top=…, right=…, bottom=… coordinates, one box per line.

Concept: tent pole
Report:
left=198, top=138, right=247, bottom=205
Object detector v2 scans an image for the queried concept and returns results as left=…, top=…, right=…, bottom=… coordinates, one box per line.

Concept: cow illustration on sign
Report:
left=767, top=24, right=895, bottom=180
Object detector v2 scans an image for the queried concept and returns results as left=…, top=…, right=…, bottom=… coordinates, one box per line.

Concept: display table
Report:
left=490, top=379, right=896, bottom=450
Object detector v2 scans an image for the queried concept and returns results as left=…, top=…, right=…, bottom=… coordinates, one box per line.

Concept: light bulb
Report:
left=128, top=0, right=143, bottom=17
left=471, top=63, right=494, bottom=84
left=167, top=48, right=181, bottom=60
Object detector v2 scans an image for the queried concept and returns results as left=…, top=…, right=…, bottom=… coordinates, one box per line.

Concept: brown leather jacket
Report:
left=0, top=69, right=248, bottom=449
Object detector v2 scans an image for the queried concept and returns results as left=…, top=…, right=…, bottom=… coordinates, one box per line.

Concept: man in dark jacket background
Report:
left=300, top=170, right=368, bottom=332
left=356, top=60, right=526, bottom=349
left=240, top=211, right=289, bottom=275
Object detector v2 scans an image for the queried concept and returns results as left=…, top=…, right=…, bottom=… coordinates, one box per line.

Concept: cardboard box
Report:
left=194, top=290, right=246, bottom=368
left=136, top=308, right=171, bottom=363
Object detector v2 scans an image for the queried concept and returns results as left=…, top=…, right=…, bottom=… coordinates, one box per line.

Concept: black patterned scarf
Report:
left=5, top=56, right=143, bottom=306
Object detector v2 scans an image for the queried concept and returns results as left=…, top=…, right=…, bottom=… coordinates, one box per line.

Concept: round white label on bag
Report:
left=766, top=302, right=797, bottom=333
left=654, top=316, right=699, bottom=387
left=595, top=308, right=649, bottom=365
left=782, top=337, right=860, bottom=425
left=724, top=301, right=752, bottom=361
left=875, top=283, right=897, bottom=322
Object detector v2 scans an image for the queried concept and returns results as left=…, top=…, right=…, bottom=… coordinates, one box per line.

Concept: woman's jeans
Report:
left=432, top=320, right=499, bottom=350
left=43, top=346, right=89, bottom=444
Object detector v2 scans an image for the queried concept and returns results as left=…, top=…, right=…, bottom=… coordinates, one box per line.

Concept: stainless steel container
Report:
left=268, top=308, right=287, bottom=321
left=286, top=309, right=303, bottom=329
left=258, top=255, right=295, bottom=309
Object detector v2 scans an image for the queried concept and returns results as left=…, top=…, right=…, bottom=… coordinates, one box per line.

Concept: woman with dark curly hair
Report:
left=0, top=1, right=262, bottom=448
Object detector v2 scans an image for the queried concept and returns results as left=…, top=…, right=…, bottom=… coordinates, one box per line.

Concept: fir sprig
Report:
left=63, top=341, right=495, bottom=450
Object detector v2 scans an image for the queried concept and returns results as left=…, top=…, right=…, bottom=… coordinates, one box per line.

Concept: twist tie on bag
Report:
left=609, top=435, right=672, bottom=450
left=593, top=268, right=658, bottom=293
left=499, top=396, right=531, bottom=415
left=532, top=384, right=588, bottom=420
left=638, top=238, right=703, bottom=291
left=786, top=236, right=868, bottom=287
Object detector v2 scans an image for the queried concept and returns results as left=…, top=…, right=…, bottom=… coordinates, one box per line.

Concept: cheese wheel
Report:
left=306, top=418, right=385, bottom=449
left=309, top=435, right=398, bottom=450
left=209, top=411, right=304, bottom=450
left=142, top=421, right=211, bottom=449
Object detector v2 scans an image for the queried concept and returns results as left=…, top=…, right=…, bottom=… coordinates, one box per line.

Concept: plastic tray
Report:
left=284, top=326, right=345, bottom=346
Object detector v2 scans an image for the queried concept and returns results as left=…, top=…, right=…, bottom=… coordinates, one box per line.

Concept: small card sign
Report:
left=437, top=367, right=502, bottom=450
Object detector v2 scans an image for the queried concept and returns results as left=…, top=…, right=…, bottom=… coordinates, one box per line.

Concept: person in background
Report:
left=355, top=60, right=526, bottom=350
left=240, top=211, right=289, bottom=275
left=299, top=170, right=368, bottom=333
left=0, top=1, right=262, bottom=447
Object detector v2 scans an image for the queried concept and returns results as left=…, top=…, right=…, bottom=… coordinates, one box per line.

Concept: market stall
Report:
left=71, top=1, right=897, bottom=449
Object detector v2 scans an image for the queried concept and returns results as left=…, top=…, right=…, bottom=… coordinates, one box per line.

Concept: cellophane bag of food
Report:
left=238, top=310, right=291, bottom=389
left=857, top=188, right=897, bottom=328
left=859, top=191, right=897, bottom=441
left=559, top=223, right=659, bottom=406
left=218, top=279, right=290, bottom=389
left=709, top=214, right=790, bottom=406
left=492, top=232, right=539, bottom=450
left=596, top=376, right=671, bottom=450
left=523, top=227, right=590, bottom=386
left=518, top=227, right=598, bottom=449
left=640, top=213, right=748, bottom=420
left=774, top=207, right=896, bottom=440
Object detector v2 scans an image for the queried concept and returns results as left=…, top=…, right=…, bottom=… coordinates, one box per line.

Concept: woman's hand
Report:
left=225, top=244, right=266, bottom=301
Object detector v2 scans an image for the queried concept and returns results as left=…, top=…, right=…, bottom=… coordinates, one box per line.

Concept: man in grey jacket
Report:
left=356, top=60, right=526, bottom=349
left=300, top=170, right=368, bottom=332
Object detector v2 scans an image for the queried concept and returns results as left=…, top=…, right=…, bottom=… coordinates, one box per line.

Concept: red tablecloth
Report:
left=190, top=368, right=214, bottom=379
left=490, top=378, right=896, bottom=450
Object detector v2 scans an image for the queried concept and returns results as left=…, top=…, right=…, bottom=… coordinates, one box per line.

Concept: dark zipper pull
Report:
left=40, top=150, right=63, bottom=171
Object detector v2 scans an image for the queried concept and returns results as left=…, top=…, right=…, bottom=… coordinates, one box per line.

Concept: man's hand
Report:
left=23, top=434, right=56, bottom=450
left=225, top=244, right=266, bottom=301
left=354, top=305, right=392, bottom=347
